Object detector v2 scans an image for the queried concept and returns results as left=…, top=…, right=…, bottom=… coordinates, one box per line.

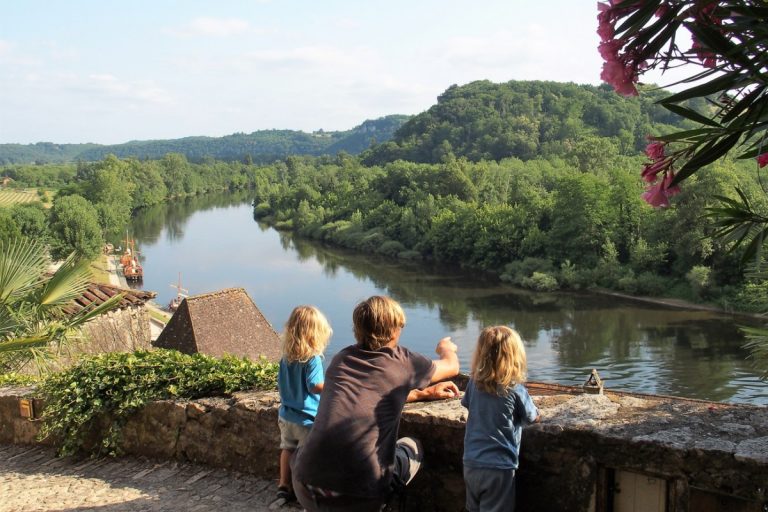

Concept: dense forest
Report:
left=362, top=80, right=702, bottom=165
left=2, top=80, right=765, bottom=311
left=0, top=115, right=409, bottom=165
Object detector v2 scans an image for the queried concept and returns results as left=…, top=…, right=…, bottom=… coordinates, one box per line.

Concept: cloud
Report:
left=173, top=17, right=251, bottom=37
left=72, top=74, right=175, bottom=105
left=0, top=39, right=11, bottom=56
left=429, top=26, right=602, bottom=85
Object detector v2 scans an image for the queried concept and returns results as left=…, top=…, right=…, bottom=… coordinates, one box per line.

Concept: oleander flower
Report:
left=758, top=153, right=768, bottom=168
left=641, top=181, right=671, bottom=208
left=641, top=159, right=670, bottom=183
left=663, top=171, right=681, bottom=197
left=645, top=141, right=665, bottom=161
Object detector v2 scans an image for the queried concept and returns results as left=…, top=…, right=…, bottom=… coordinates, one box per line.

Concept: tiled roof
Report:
left=153, top=288, right=282, bottom=362
left=61, top=283, right=156, bottom=315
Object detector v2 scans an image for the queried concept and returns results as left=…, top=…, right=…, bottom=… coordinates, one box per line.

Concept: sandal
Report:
left=270, top=486, right=297, bottom=509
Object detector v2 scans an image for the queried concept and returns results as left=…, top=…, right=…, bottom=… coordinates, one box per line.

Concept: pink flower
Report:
left=645, top=141, right=665, bottom=160
left=758, top=153, right=768, bottom=168
left=642, top=181, right=671, bottom=207
left=597, top=9, right=615, bottom=41
left=641, top=159, right=670, bottom=183
left=598, top=39, right=623, bottom=60
left=600, top=60, right=638, bottom=96
left=663, top=171, right=681, bottom=197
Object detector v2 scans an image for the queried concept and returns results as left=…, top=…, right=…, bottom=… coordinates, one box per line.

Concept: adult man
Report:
left=292, top=295, right=460, bottom=511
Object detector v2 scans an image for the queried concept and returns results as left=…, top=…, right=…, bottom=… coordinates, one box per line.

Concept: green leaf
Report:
left=660, top=71, right=748, bottom=105
left=662, top=103, right=721, bottom=127
left=614, top=0, right=663, bottom=35
left=673, top=132, right=742, bottom=183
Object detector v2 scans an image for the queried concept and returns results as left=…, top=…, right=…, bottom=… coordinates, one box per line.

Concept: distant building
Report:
left=0, top=176, right=13, bottom=187
left=153, top=288, right=282, bottom=362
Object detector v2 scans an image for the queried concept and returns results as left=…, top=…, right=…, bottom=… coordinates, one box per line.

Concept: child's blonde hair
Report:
left=471, top=326, right=527, bottom=395
left=352, top=296, right=406, bottom=350
left=283, top=305, right=332, bottom=363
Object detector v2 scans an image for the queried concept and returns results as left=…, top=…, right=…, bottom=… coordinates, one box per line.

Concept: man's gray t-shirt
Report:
left=292, top=344, right=435, bottom=498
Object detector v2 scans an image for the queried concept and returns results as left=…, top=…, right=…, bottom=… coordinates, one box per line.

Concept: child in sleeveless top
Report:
left=461, top=326, right=540, bottom=512
left=274, top=305, right=332, bottom=507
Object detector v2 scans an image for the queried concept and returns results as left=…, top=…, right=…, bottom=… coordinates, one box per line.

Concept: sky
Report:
left=0, top=1, right=681, bottom=145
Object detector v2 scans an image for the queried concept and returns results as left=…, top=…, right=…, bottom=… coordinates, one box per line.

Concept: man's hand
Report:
left=407, top=380, right=460, bottom=402
left=431, top=336, right=460, bottom=383
left=426, top=381, right=460, bottom=399
left=435, top=337, right=458, bottom=357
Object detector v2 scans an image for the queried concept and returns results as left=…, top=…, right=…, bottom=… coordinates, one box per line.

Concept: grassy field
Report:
left=89, top=255, right=113, bottom=285
left=0, top=188, right=43, bottom=207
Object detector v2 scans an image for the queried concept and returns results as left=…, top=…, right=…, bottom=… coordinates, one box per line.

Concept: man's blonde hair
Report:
left=283, top=305, right=332, bottom=363
left=471, top=326, right=527, bottom=395
left=353, top=296, right=406, bottom=350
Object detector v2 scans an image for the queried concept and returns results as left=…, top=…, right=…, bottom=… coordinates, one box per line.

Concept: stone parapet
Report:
left=1, top=385, right=766, bottom=511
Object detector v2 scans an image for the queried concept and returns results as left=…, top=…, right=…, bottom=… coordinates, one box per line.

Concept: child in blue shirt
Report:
left=461, top=326, right=539, bottom=512
left=275, top=305, right=332, bottom=507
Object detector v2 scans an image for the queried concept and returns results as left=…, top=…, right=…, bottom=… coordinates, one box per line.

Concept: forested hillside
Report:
left=0, top=115, right=409, bottom=165
left=362, top=80, right=702, bottom=165
left=0, top=142, right=101, bottom=165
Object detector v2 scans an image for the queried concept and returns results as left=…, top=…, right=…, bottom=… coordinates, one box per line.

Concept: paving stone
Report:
left=0, top=444, right=278, bottom=511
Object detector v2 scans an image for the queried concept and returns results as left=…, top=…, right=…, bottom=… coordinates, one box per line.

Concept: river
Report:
left=122, top=191, right=767, bottom=405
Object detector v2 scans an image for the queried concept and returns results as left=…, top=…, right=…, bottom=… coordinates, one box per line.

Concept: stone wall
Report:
left=80, top=307, right=153, bottom=355
left=1, top=385, right=766, bottom=512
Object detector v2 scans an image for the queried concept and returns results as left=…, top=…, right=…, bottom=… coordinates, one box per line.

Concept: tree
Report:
left=82, top=156, right=136, bottom=236
left=0, top=210, right=21, bottom=243
left=10, top=203, right=49, bottom=242
left=0, top=238, right=121, bottom=374
left=49, top=195, right=103, bottom=260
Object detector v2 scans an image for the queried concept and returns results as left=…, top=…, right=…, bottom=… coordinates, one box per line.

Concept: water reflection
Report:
left=128, top=193, right=767, bottom=404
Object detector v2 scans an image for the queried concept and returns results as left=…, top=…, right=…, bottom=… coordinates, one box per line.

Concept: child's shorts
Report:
left=278, top=416, right=311, bottom=450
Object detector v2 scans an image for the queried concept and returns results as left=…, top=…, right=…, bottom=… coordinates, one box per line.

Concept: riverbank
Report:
left=592, top=288, right=767, bottom=321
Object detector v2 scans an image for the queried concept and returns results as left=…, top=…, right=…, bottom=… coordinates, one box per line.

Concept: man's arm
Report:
left=430, top=337, right=459, bottom=383
left=406, top=337, right=460, bottom=403
left=406, top=381, right=460, bottom=402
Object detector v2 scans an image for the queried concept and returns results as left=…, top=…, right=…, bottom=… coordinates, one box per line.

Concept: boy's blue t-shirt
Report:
left=461, top=379, right=539, bottom=470
left=278, top=355, right=324, bottom=427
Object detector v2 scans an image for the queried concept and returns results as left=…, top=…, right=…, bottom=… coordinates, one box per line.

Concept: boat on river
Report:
left=121, top=237, right=143, bottom=281
left=168, top=272, right=188, bottom=311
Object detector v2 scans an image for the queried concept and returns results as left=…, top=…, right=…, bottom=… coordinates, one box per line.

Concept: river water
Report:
left=123, top=191, right=767, bottom=405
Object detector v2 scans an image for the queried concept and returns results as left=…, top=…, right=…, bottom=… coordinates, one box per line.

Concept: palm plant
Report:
left=0, top=238, right=122, bottom=374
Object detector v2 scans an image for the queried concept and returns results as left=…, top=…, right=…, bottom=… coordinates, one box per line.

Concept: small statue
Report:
left=583, top=369, right=604, bottom=395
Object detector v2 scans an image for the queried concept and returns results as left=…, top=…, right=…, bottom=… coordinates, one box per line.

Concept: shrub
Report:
left=686, top=265, right=711, bottom=299
left=39, top=350, right=278, bottom=457
left=377, top=240, right=406, bottom=257
left=0, top=373, right=38, bottom=387
left=502, top=258, right=555, bottom=286
left=274, top=219, right=293, bottom=231
left=397, top=250, right=423, bottom=261
left=521, top=272, right=559, bottom=292
left=253, top=202, right=272, bottom=219
left=635, top=272, right=669, bottom=296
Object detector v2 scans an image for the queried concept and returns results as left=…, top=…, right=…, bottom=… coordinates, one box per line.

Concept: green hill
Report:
left=0, top=142, right=101, bottom=165
left=0, top=115, right=410, bottom=164
left=362, top=80, right=698, bottom=165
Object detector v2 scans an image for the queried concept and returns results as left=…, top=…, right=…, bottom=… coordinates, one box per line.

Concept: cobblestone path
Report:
left=0, top=444, right=301, bottom=512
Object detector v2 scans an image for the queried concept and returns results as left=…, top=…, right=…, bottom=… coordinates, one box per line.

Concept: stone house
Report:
left=153, top=288, right=282, bottom=362
left=64, top=283, right=157, bottom=357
